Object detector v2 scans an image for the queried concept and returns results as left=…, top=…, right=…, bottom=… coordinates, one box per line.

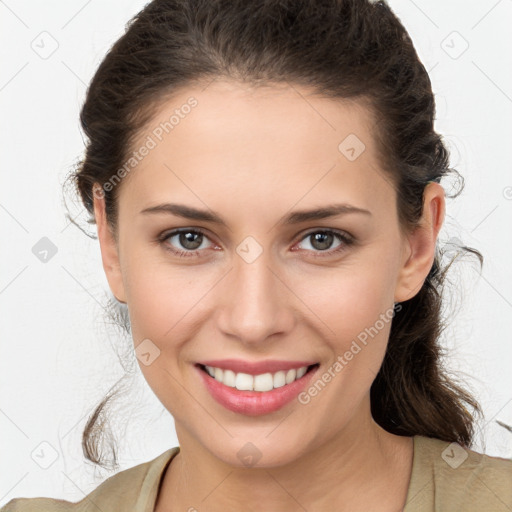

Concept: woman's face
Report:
left=94, top=80, right=443, bottom=467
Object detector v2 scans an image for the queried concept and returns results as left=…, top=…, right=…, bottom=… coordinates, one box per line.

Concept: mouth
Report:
left=196, top=362, right=320, bottom=392
left=195, top=362, right=320, bottom=416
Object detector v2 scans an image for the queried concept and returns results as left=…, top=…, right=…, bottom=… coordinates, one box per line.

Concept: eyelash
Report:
left=156, top=228, right=355, bottom=259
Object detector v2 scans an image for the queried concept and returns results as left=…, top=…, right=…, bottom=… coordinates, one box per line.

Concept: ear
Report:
left=394, top=182, right=445, bottom=303
left=92, top=185, right=127, bottom=304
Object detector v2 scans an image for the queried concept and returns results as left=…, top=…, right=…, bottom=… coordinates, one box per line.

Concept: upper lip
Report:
left=197, top=359, right=318, bottom=375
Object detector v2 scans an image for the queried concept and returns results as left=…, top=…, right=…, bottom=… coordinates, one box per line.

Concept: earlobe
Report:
left=92, top=185, right=127, bottom=304
left=394, top=182, right=445, bottom=303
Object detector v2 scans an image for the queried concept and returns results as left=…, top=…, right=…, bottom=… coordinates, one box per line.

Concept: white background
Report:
left=1, top=0, right=511, bottom=505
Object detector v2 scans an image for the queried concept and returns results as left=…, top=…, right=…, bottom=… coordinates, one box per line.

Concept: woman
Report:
left=3, top=0, right=511, bottom=510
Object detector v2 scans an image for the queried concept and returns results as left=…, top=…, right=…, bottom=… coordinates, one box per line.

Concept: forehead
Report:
left=117, top=80, right=394, bottom=220
left=141, top=80, right=377, bottom=158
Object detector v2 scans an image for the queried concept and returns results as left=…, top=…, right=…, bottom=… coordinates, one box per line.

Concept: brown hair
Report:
left=66, top=0, right=483, bottom=470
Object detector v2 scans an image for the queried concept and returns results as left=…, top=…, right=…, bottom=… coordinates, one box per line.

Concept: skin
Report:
left=93, top=79, right=445, bottom=511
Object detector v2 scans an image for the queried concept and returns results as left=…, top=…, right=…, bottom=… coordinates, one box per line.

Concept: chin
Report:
left=202, top=433, right=311, bottom=469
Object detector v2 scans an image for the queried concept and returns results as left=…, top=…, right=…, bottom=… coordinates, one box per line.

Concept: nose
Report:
left=216, top=247, right=295, bottom=346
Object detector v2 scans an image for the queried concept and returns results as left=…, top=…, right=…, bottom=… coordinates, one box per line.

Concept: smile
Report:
left=196, top=361, right=320, bottom=415
left=201, top=364, right=313, bottom=392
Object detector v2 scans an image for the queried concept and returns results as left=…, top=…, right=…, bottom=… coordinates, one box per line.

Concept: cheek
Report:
left=293, top=263, right=396, bottom=393
left=295, top=263, right=394, bottom=338
left=123, top=254, right=218, bottom=357
left=122, top=262, right=205, bottom=414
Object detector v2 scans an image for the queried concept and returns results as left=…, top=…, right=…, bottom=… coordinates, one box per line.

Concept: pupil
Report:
left=181, top=232, right=202, bottom=250
left=312, top=232, right=332, bottom=250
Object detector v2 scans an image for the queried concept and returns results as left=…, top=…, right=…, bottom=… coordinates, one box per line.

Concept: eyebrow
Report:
left=140, top=202, right=371, bottom=226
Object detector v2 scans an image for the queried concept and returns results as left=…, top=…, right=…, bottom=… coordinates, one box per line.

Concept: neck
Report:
left=156, top=402, right=414, bottom=512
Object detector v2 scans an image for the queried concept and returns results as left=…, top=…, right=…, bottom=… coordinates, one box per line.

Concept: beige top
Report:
left=2, top=435, right=511, bottom=511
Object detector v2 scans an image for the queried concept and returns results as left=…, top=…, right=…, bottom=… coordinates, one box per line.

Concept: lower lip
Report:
left=196, top=364, right=319, bottom=416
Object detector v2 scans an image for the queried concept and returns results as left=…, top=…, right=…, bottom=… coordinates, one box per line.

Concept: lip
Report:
left=197, top=359, right=318, bottom=375
left=196, top=363, right=319, bottom=416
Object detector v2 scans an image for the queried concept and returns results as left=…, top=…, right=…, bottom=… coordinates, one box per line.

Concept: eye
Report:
left=293, top=229, right=354, bottom=258
left=158, top=228, right=215, bottom=258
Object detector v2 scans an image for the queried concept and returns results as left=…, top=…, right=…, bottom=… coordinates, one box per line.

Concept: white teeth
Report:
left=214, top=367, right=223, bottom=381
left=273, top=370, right=286, bottom=388
left=285, top=369, right=296, bottom=384
left=223, top=369, right=236, bottom=387
left=254, top=373, right=274, bottom=392
left=204, top=365, right=312, bottom=391
left=235, top=372, right=253, bottom=390
left=296, top=366, right=307, bottom=379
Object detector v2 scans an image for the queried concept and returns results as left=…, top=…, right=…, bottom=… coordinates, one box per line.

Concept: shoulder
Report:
left=0, top=448, right=179, bottom=512
left=405, top=435, right=512, bottom=511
